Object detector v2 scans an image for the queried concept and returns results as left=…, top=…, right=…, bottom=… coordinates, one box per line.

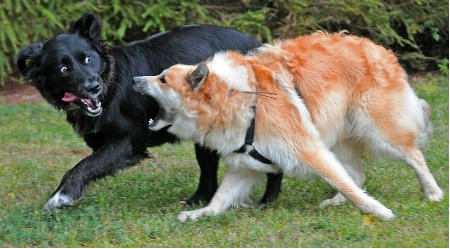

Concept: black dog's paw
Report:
left=184, top=191, right=214, bottom=206
left=43, top=191, right=75, bottom=211
left=259, top=190, right=280, bottom=205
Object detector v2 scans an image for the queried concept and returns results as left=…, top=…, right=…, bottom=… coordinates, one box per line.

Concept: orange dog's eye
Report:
left=160, top=75, right=166, bottom=83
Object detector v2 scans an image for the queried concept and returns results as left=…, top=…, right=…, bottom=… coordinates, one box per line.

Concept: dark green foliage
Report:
left=0, top=0, right=448, bottom=85
left=247, top=0, right=449, bottom=71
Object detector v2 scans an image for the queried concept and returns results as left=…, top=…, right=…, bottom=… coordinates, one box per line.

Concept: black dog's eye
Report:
left=160, top=75, right=166, bottom=83
left=60, top=66, right=69, bottom=74
left=84, top=56, right=92, bottom=64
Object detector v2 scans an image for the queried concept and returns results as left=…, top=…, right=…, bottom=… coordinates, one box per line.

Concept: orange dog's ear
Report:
left=188, top=63, right=208, bottom=90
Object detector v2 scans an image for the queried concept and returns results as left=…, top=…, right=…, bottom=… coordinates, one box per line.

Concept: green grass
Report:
left=0, top=73, right=448, bottom=247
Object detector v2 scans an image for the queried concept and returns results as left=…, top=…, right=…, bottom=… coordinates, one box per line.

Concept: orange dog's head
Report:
left=133, top=52, right=255, bottom=135
left=133, top=63, right=208, bottom=131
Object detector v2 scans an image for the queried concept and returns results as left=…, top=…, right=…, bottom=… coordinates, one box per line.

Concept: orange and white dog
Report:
left=133, top=31, right=443, bottom=222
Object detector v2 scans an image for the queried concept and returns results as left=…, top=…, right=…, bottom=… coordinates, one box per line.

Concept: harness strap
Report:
left=233, top=105, right=274, bottom=165
left=232, top=86, right=303, bottom=165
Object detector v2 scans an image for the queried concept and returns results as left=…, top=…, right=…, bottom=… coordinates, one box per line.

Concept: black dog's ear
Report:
left=15, top=43, right=43, bottom=80
left=188, top=63, right=209, bottom=90
left=68, top=13, right=101, bottom=39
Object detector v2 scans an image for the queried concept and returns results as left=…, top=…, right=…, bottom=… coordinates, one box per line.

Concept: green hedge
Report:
left=1, top=0, right=448, bottom=85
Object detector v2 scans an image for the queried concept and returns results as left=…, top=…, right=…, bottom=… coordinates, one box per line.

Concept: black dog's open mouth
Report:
left=77, top=98, right=102, bottom=116
left=62, top=92, right=103, bottom=116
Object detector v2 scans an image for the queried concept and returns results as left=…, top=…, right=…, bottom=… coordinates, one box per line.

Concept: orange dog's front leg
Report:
left=178, top=167, right=261, bottom=222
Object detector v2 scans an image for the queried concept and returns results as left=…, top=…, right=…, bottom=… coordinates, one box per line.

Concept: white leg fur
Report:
left=178, top=168, right=261, bottom=222
left=320, top=142, right=365, bottom=208
left=402, top=148, right=443, bottom=201
left=319, top=193, right=347, bottom=208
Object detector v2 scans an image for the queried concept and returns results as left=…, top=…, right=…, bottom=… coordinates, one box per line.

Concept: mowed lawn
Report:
left=0, top=73, right=448, bottom=247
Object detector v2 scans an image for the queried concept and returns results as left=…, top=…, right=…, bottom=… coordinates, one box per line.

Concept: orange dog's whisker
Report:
left=239, top=91, right=278, bottom=99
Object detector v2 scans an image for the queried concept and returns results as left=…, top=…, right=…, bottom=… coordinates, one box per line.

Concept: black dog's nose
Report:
left=83, top=81, right=101, bottom=95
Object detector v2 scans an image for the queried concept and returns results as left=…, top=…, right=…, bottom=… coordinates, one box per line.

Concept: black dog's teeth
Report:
left=81, top=99, right=91, bottom=106
left=80, top=98, right=102, bottom=114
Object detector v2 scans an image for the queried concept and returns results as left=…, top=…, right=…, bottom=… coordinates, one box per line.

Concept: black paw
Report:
left=185, top=191, right=214, bottom=206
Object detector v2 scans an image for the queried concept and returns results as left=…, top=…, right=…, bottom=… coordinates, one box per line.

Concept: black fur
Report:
left=15, top=13, right=283, bottom=210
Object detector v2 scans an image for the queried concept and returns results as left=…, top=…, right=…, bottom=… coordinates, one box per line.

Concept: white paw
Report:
left=425, top=187, right=444, bottom=202
left=231, top=200, right=255, bottom=209
left=373, top=205, right=395, bottom=221
left=177, top=207, right=220, bottom=222
left=319, top=193, right=347, bottom=208
left=177, top=209, right=204, bottom=222
left=358, top=198, right=395, bottom=221
left=43, top=191, right=73, bottom=211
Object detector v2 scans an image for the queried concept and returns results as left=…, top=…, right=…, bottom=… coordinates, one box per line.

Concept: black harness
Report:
left=232, top=86, right=302, bottom=165
left=233, top=105, right=274, bottom=165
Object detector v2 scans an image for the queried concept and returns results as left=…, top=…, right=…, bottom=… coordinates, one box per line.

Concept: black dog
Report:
left=15, top=13, right=282, bottom=211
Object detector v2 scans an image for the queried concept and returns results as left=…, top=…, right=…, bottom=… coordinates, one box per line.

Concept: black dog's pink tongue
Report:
left=61, top=92, right=79, bottom=102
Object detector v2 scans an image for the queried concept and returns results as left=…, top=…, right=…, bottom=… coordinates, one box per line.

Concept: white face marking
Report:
left=208, top=53, right=252, bottom=92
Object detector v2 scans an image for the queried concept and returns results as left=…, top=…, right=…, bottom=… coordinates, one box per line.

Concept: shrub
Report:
left=252, top=0, right=448, bottom=71
left=0, top=0, right=448, bottom=85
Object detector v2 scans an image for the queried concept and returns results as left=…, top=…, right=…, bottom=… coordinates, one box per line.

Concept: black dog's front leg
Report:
left=185, top=144, right=220, bottom=205
left=43, top=138, right=147, bottom=211
left=187, top=144, right=283, bottom=205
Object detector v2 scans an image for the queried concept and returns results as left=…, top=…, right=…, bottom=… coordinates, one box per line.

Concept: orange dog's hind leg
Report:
left=402, top=147, right=443, bottom=201
left=363, top=88, right=443, bottom=201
